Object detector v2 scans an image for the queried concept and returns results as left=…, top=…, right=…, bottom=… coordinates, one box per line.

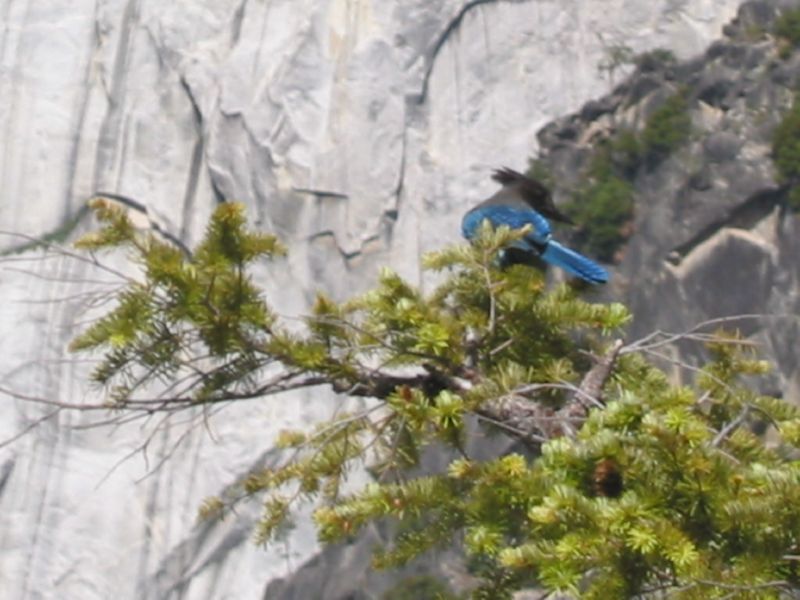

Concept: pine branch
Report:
left=475, top=339, right=623, bottom=443
left=574, top=338, right=624, bottom=405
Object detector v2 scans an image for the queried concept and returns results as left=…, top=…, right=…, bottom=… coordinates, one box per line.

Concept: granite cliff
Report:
left=0, top=1, right=774, bottom=599
left=266, top=1, right=800, bottom=597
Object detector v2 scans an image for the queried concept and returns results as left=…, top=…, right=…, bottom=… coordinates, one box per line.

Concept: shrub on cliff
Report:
left=772, top=92, right=800, bottom=209
left=640, top=90, right=692, bottom=165
left=775, top=7, right=800, bottom=50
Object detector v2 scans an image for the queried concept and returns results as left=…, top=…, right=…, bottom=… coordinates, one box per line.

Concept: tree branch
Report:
left=476, top=339, right=624, bottom=443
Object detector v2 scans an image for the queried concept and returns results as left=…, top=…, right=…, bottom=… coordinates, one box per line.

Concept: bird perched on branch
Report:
left=462, top=167, right=609, bottom=284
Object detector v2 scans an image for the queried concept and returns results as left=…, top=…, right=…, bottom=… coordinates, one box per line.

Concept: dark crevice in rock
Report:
left=92, top=0, right=142, bottom=191
left=0, top=457, right=15, bottom=498
left=392, top=124, right=407, bottom=209
left=382, top=117, right=408, bottom=244
left=308, top=230, right=380, bottom=262
left=179, top=75, right=206, bottom=244
left=230, top=0, right=248, bottom=46
left=143, top=23, right=167, bottom=73
left=61, top=0, right=104, bottom=224
left=418, top=0, right=532, bottom=104
left=667, top=185, right=788, bottom=264
left=93, top=192, right=193, bottom=257
left=0, top=204, right=91, bottom=256
left=208, top=168, right=228, bottom=205
left=292, top=188, right=349, bottom=200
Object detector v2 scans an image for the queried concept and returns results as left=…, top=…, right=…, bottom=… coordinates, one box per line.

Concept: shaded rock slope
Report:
left=536, top=0, right=800, bottom=398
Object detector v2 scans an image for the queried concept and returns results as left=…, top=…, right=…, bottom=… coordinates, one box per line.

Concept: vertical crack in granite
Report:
left=0, top=456, right=15, bottom=499
left=376, top=102, right=410, bottom=251
left=60, top=0, right=102, bottom=223
left=20, top=257, right=75, bottom=600
left=179, top=75, right=206, bottom=243
left=387, top=118, right=408, bottom=229
left=230, top=0, right=248, bottom=47
left=418, top=0, right=535, bottom=103
left=92, top=0, right=141, bottom=190
left=134, top=426, right=169, bottom=592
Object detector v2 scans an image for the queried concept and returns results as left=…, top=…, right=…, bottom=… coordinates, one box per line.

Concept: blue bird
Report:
left=462, top=168, right=609, bottom=284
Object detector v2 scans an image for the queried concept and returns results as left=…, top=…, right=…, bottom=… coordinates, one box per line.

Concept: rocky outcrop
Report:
left=535, top=0, right=800, bottom=397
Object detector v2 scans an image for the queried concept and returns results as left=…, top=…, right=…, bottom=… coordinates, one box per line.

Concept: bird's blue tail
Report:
left=540, top=240, right=609, bottom=284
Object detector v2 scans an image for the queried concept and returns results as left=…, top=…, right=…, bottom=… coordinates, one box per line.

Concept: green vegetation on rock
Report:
left=775, top=7, right=800, bottom=52
left=634, top=48, right=677, bottom=71
left=383, top=575, right=461, bottom=600
left=564, top=149, right=635, bottom=263
left=530, top=88, right=692, bottom=264
left=640, top=90, right=692, bottom=164
left=772, top=92, right=800, bottom=209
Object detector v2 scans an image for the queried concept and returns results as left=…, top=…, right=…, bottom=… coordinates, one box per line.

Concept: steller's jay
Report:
left=461, top=167, right=609, bottom=284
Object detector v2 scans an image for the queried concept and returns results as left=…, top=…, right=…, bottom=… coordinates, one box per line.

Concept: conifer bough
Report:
left=61, top=200, right=800, bottom=598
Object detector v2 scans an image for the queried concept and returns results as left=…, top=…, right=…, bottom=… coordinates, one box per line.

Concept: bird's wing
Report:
left=462, top=205, right=551, bottom=244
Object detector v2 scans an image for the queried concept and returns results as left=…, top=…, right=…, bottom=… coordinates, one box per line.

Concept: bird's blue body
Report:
left=462, top=205, right=552, bottom=247
left=462, top=170, right=609, bottom=284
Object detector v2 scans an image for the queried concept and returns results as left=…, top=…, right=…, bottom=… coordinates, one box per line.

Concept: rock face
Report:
left=535, top=0, right=800, bottom=397
left=0, top=1, right=748, bottom=599
left=268, top=1, right=800, bottom=597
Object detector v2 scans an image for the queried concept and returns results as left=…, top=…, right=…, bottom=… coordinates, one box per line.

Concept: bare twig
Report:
left=711, top=405, right=750, bottom=447
left=620, top=313, right=788, bottom=357
left=0, top=408, right=61, bottom=450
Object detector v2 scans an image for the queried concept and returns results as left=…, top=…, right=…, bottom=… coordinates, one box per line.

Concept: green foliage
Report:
left=70, top=199, right=285, bottom=402
left=1, top=204, right=91, bottom=256
left=565, top=149, right=636, bottom=263
left=553, top=89, right=691, bottom=262
left=775, top=8, right=800, bottom=51
left=526, top=157, right=555, bottom=189
left=772, top=92, right=800, bottom=210
left=607, top=129, right=642, bottom=177
left=634, top=48, right=677, bottom=71
left=71, top=204, right=800, bottom=598
left=383, top=575, right=461, bottom=600
left=598, top=46, right=675, bottom=81
left=640, top=90, right=692, bottom=164
left=499, top=338, right=800, bottom=598
left=597, top=44, right=635, bottom=79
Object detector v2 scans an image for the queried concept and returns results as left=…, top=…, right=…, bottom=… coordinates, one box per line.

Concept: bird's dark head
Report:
left=490, top=167, right=575, bottom=225
left=492, top=166, right=551, bottom=203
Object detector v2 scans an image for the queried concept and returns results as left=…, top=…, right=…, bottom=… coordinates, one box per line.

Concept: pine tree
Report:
left=68, top=199, right=800, bottom=598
